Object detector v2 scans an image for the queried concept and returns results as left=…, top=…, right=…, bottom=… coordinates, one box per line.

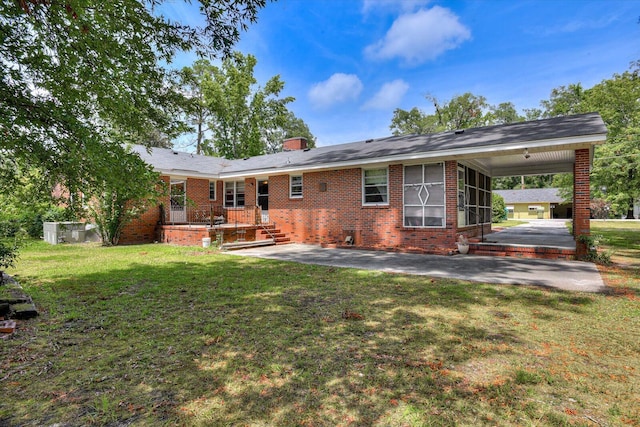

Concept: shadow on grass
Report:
left=1, top=250, right=610, bottom=426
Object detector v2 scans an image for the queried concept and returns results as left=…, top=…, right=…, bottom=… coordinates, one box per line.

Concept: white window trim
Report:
left=290, top=175, right=303, bottom=198
left=209, top=180, right=216, bottom=201
left=362, top=167, right=389, bottom=206
left=225, top=181, right=245, bottom=208
left=402, top=162, right=446, bottom=228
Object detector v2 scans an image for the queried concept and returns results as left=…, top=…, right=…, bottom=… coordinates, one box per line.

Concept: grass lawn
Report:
left=1, top=224, right=639, bottom=426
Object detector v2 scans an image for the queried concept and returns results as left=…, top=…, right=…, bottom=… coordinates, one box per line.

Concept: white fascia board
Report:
left=220, top=133, right=605, bottom=179
left=154, top=168, right=220, bottom=180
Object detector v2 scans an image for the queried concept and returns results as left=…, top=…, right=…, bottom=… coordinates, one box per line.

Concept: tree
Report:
left=203, top=52, right=295, bottom=159
left=264, top=110, right=317, bottom=154
left=585, top=63, right=640, bottom=217
left=390, top=93, right=496, bottom=136
left=529, top=63, right=640, bottom=216
left=1, top=0, right=267, bottom=214
left=390, top=107, right=439, bottom=135
left=85, top=148, right=165, bottom=246
left=489, top=102, right=524, bottom=125
left=178, top=59, right=218, bottom=155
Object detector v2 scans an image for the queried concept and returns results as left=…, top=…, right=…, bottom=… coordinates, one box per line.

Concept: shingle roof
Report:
left=132, top=112, right=607, bottom=178
left=493, top=188, right=565, bottom=204
left=130, top=145, right=230, bottom=177
left=222, top=112, right=606, bottom=175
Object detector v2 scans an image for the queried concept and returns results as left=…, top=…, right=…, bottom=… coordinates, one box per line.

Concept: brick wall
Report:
left=267, top=161, right=462, bottom=253
left=120, top=162, right=489, bottom=252
left=120, top=175, right=216, bottom=244
left=573, top=148, right=591, bottom=257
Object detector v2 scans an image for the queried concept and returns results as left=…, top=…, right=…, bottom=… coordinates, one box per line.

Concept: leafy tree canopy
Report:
left=1, top=0, right=267, bottom=202
left=178, top=54, right=313, bottom=159
left=390, top=93, right=523, bottom=136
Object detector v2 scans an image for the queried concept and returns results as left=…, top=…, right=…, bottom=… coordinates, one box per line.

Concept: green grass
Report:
left=592, top=220, right=640, bottom=266
left=1, top=237, right=639, bottom=426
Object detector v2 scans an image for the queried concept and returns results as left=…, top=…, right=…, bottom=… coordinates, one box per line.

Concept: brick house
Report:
left=121, top=112, right=607, bottom=258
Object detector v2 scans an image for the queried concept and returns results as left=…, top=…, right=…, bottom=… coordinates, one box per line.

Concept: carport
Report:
left=448, top=113, right=608, bottom=257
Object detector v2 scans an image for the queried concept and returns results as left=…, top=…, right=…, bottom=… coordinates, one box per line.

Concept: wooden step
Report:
left=221, top=239, right=276, bottom=251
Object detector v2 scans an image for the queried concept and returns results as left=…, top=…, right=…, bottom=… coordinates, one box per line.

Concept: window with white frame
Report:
left=224, top=181, right=245, bottom=207
left=209, top=181, right=216, bottom=200
left=363, top=168, right=388, bottom=205
left=403, top=163, right=445, bottom=227
left=290, top=175, right=303, bottom=198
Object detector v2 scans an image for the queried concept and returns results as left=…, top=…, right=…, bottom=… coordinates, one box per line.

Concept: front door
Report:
left=170, top=180, right=186, bottom=223
left=257, top=180, right=269, bottom=223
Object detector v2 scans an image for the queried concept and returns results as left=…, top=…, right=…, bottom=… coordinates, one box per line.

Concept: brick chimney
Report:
left=282, top=137, right=308, bottom=151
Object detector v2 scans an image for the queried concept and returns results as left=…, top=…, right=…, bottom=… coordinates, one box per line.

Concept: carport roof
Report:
left=134, top=112, right=607, bottom=179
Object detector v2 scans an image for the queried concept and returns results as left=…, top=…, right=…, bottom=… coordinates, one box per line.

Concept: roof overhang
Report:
left=219, top=133, right=605, bottom=179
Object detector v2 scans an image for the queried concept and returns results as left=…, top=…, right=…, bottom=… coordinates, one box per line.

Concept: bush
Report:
left=19, top=206, right=71, bottom=238
left=492, top=193, right=507, bottom=223
left=577, top=234, right=612, bottom=265
left=0, top=240, right=19, bottom=271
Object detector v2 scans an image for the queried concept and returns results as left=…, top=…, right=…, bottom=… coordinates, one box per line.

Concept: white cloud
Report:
left=363, top=79, right=409, bottom=110
left=364, top=6, right=471, bottom=65
left=308, top=73, right=363, bottom=108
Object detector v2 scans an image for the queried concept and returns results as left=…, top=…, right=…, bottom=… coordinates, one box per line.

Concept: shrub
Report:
left=492, top=193, right=507, bottom=223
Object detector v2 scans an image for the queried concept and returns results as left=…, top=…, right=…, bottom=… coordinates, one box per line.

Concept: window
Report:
left=363, top=168, right=388, bottom=205
left=224, top=181, right=245, bottom=207
left=290, top=175, right=303, bottom=198
left=462, top=166, right=491, bottom=225
left=209, top=181, right=216, bottom=200
left=403, top=163, right=445, bottom=227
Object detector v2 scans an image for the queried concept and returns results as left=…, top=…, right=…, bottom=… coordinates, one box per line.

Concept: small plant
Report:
left=577, top=234, right=612, bottom=265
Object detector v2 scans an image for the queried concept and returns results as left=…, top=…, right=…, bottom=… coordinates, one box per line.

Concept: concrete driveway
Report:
left=486, top=219, right=575, bottom=248
left=231, top=242, right=606, bottom=293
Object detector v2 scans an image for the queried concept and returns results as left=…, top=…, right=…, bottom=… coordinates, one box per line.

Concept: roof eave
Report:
left=219, top=133, right=606, bottom=179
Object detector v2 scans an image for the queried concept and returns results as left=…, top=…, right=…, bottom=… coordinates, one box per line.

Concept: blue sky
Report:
left=164, top=0, right=639, bottom=147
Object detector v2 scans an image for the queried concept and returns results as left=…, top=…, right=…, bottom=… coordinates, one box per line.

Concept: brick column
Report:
left=245, top=177, right=256, bottom=207
left=444, top=160, right=458, bottom=245
left=573, top=149, right=591, bottom=257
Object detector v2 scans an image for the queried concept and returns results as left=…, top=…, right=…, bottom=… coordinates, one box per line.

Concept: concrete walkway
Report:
left=231, top=242, right=606, bottom=293
left=486, top=219, right=575, bottom=248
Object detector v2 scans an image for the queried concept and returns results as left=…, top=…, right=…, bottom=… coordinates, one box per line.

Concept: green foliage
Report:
left=85, top=148, right=166, bottom=246
left=0, top=239, right=19, bottom=272
left=263, top=110, right=317, bottom=153
left=390, top=107, right=440, bottom=135
left=577, top=234, right=612, bottom=265
left=201, top=53, right=295, bottom=159
left=491, top=193, right=506, bottom=223
left=1, top=0, right=267, bottom=211
left=527, top=62, right=640, bottom=214
left=492, top=175, right=556, bottom=190
left=391, top=93, right=524, bottom=136
left=587, top=63, right=640, bottom=217
left=178, top=55, right=312, bottom=158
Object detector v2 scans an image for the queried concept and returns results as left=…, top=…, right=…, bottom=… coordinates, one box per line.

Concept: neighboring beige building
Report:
left=493, top=188, right=572, bottom=220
